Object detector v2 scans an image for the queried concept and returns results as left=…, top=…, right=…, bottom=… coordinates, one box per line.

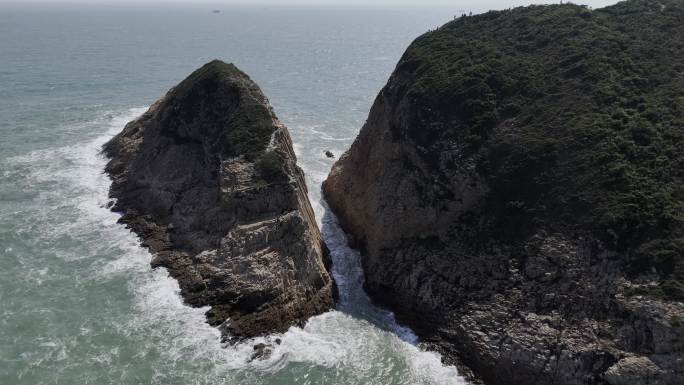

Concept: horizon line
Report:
left=0, top=0, right=613, bottom=8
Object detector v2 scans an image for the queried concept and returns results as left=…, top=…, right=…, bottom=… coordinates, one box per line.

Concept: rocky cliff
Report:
left=324, top=1, right=684, bottom=384
left=104, top=60, right=335, bottom=338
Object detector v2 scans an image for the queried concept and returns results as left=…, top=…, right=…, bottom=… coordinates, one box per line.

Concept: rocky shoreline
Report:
left=325, top=1, right=684, bottom=384
left=99, top=2, right=684, bottom=383
left=104, top=60, right=335, bottom=339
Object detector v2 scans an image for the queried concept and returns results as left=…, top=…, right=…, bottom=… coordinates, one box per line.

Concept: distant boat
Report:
left=212, top=10, right=221, bottom=14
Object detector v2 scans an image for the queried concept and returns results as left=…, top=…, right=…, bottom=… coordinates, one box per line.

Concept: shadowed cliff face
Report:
left=104, top=60, right=335, bottom=338
left=324, top=1, right=684, bottom=384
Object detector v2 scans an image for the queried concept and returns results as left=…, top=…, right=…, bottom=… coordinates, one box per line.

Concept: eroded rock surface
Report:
left=104, top=60, right=335, bottom=338
left=324, top=2, right=684, bottom=384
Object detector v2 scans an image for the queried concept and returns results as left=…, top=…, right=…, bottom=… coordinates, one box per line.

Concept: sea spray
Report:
left=0, top=106, right=467, bottom=384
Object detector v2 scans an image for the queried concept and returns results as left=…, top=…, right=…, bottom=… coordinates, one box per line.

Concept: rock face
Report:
left=324, top=2, right=683, bottom=384
left=104, top=60, right=335, bottom=338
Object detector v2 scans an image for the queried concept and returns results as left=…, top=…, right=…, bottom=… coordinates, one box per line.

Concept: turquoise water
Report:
left=0, top=5, right=469, bottom=384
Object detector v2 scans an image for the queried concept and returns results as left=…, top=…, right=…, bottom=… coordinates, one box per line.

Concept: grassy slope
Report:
left=391, top=0, right=684, bottom=297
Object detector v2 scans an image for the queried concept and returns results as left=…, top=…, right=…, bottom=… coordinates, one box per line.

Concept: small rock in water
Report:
left=250, top=343, right=272, bottom=361
left=325, top=150, right=335, bottom=158
left=274, top=338, right=281, bottom=345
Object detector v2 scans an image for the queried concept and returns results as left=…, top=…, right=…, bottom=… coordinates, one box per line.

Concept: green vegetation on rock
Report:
left=392, top=0, right=684, bottom=297
left=162, top=59, right=276, bottom=160
left=256, top=151, right=288, bottom=183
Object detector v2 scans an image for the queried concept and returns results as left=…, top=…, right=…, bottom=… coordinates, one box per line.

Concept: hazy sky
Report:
left=0, top=0, right=620, bottom=7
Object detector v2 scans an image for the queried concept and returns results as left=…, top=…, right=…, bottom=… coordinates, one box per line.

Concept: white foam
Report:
left=7, top=106, right=469, bottom=384
left=292, top=120, right=469, bottom=383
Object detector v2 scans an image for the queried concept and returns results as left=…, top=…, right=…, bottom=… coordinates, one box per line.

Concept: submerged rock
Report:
left=104, top=60, right=335, bottom=338
left=324, top=1, right=683, bottom=384
left=250, top=343, right=272, bottom=361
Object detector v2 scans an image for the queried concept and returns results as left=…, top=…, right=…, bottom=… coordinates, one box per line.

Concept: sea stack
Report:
left=324, top=1, right=683, bottom=384
left=104, top=60, right=335, bottom=338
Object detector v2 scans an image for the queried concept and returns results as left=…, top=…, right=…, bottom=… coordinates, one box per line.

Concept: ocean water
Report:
left=0, top=5, right=470, bottom=385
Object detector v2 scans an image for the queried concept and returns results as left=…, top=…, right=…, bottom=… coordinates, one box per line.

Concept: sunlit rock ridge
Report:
left=104, top=60, right=335, bottom=339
